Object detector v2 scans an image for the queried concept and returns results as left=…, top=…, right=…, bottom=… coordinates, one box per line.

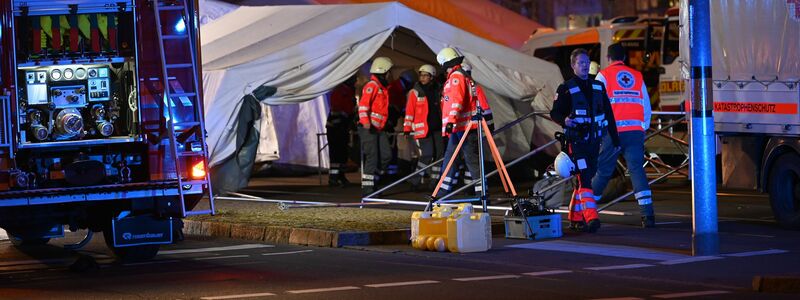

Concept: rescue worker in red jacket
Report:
left=358, top=57, right=393, bottom=195
left=434, top=48, right=483, bottom=198
left=591, top=43, right=655, bottom=228
left=449, top=62, right=494, bottom=192
left=403, top=64, right=443, bottom=191
left=550, top=48, right=620, bottom=233
left=326, top=75, right=357, bottom=187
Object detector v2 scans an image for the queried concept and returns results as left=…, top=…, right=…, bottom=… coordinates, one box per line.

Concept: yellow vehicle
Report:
left=521, top=8, right=682, bottom=111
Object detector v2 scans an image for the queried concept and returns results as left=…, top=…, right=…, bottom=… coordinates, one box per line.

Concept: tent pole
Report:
left=362, top=110, right=548, bottom=199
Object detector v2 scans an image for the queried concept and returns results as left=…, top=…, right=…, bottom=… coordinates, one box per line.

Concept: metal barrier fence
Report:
left=275, top=110, right=689, bottom=215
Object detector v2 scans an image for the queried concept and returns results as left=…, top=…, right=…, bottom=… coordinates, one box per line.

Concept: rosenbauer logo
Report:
left=122, top=232, right=165, bottom=240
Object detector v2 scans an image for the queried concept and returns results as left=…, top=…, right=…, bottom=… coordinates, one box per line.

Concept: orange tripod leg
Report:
left=491, top=151, right=510, bottom=193
left=483, top=123, right=509, bottom=194
left=431, top=122, right=474, bottom=198
left=481, top=119, right=517, bottom=196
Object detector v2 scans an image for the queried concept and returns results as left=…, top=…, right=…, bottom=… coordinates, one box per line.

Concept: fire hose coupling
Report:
left=96, top=121, right=114, bottom=137
left=56, top=109, right=84, bottom=136
left=31, top=124, right=50, bottom=141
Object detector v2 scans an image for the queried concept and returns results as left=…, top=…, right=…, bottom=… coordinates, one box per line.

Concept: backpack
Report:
left=531, top=172, right=574, bottom=209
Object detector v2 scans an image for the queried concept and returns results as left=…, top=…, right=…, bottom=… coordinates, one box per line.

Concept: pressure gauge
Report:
left=75, top=68, right=87, bottom=80
left=64, top=68, right=74, bottom=80
left=51, top=69, right=62, bottom=81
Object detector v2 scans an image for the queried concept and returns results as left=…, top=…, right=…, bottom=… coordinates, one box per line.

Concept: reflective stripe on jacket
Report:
left=597, top=61, right=650, bottom=132
left=441, top=66, right=478, bottom=135
left=358, top=75, right=390, bottom=130
left=404, top=84, right=429, bottom=138
left=565, top=78, right=608, bottom=141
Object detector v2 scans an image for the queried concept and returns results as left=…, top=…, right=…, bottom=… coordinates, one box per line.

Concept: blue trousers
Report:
left=591, top=130, right=654, bottom=216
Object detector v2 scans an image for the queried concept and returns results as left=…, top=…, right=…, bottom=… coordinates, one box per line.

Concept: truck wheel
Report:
left=102, top=229, right=160, bottom=261
left=9, top=236, right=51, bottom=247
left=767, top=153, right=800, bottom=230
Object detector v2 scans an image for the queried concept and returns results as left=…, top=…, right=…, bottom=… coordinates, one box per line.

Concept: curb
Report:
left=753, top=276, right=800, bottom=293
left=183, top=220, right=411, bottom=248
left=183, top=220, right=509, bottom=248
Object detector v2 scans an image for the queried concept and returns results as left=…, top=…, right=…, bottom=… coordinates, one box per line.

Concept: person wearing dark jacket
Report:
left=550, top=48, right=620, bottom=233
left=326, top=75, right=357, bottom=187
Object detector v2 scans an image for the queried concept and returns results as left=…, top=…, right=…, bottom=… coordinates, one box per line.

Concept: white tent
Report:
left=201, top=2, right=564, bottom=168
left=199, top=0, right=238, bottom=25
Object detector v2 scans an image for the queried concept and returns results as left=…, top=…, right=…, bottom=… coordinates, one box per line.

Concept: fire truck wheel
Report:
left=102, top=229, right=160, bottom=262
left=9, top=236, right=50, bottom=247
left=768, top=153, right=800, bottom=230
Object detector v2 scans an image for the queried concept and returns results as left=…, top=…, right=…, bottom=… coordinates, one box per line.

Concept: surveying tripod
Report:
left=427, top=82, right=518, bottom=214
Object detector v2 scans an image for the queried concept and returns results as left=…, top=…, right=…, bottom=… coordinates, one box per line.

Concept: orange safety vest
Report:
left=358, top=75, right=390, bottom=131
left=599, top=61, right=646, bottom=133
left=403, top=83, right=429, bottom=139
left=441, top=66, right=478, bottom=135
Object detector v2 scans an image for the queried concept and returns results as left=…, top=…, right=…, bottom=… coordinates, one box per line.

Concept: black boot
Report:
left=338, top=174, right=350, bottom=187
left=586, top=219, right=601, bottom=233
left=569, top=221, right=587, bottom=232
left=641, top=215, right=656, bottom=228
left=362, top=186, right=375, bottom=197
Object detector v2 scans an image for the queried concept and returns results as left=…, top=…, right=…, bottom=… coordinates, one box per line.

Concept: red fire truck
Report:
left=0, top=0, right=213, bottom=260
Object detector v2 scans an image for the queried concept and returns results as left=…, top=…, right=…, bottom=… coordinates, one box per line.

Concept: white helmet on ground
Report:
left=418, top=64, right=437, bottom=77
left=554, top=152, right=575, bottom=179
left=370, top=57, right=393, bottom=74
left=436, top=47, right=461, bottom=66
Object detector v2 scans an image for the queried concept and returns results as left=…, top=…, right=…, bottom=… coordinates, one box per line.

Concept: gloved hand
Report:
left=445, top=123, right=454, bottom=134
left=564, top=117, right=575, bottom=127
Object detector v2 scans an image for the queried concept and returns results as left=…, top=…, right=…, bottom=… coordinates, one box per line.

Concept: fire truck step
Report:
left=162, top=34, right=188, bottom=40
left=166, top=63, right=193, bottom=69
left=170, top=92, right=196, bottom=98
left=181, top=180, right=208, bottom=186
left=173, top=121, right=200, bottom=127
left=178, top=151, right=204, bottom=157
left=157, top=5, right=185, bottom=12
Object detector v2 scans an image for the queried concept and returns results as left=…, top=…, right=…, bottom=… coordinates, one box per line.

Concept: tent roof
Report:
left=201, top=2, right=563, bottom=166
left=202, top=2, right=561, bottom=100
left=223, top=0, right=545, bottom=49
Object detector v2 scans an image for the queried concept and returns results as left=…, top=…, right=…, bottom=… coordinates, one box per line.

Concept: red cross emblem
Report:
left=621, top=75, right=631, bottom=85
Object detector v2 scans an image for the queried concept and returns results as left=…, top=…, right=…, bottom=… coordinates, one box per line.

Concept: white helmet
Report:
left=370, top=57, right=393, bottom=74
left=418, top=64, right=437, bottom=77
left=554, top=152, right=575, bottom=179
left=436, top=47, right=461, bottom=66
